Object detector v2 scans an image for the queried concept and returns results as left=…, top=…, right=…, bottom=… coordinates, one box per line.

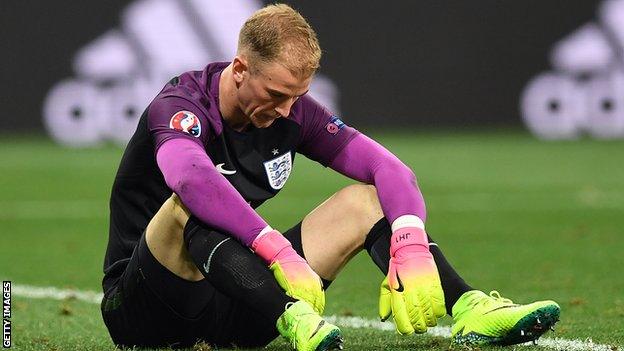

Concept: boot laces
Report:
left=467, top=290, right=514, bottom=310
left=486, top=290, right=514, bottom=306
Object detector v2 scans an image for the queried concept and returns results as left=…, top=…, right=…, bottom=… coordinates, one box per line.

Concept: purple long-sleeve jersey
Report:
left=103, top=62, right=426, bottom=293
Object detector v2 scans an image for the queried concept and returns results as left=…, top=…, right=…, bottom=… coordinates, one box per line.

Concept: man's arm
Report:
left=328, top=133, right=426, bottom=225
left=156, top=137, right=325, bottom=313
left=156, top=137, right=268, bottom=246
left=147, top=95, right=270, bottom=245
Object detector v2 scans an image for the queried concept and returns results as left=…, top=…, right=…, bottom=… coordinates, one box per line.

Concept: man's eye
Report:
left=269, top=91, right=284, bottom=98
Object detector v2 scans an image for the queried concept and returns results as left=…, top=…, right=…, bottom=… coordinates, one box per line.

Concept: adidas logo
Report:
left=43, top=0, right=340, bottom=147
left=520, top=0, right=624, bottom=140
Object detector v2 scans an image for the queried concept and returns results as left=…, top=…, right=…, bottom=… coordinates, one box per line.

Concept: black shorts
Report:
left=100, top=223, right=305, bottom=349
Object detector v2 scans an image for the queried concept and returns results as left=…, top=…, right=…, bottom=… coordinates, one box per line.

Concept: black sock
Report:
left=184, top=216, right=296, bottom=323
left=363, top=219, right=474, bottom=316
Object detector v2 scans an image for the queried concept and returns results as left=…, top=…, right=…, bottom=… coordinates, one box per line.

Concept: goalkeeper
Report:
left=100, top=3, right=560, bottom=350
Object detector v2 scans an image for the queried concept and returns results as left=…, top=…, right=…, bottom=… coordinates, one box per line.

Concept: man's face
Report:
left=234, top=58, right=312, bottom=128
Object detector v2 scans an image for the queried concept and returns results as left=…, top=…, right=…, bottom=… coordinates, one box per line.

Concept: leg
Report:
left=299, top=184, right=383, bottom=280
left=103, top=194, right=296, bottom=348
left=145, top=194, right=296, bottom=345
left=144, top=193, right=202, bottom=281
left=183, top=215, right=296, bottom=325
left=101, top=223, right=227, bottom=348
left=293, top=184, right=472, bottom=313
left=294, top=184, right=560, bottom=346
left=144, top=194, right=342, bottom=349
left=363, top=218, right=473, bottom=316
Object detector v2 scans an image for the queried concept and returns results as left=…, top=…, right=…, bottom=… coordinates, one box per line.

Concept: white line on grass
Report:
left=12, top=284, right=103, bottom=304
left=324, top=316, right=617, bottom=351
left=10, top=284, right=619, bottom=351
left=325, top=315, right=452, bottom=337
left=534, top=338, right=618, bottom=351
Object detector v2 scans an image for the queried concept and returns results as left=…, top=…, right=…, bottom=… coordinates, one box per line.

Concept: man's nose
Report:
left=275, top=97, right=297, bottom=117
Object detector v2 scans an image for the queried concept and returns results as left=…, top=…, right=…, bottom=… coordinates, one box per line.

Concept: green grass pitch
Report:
left=1, top=130, right=623, bottom=350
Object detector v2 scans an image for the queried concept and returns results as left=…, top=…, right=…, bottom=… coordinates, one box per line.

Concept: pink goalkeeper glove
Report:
left=252, top=229, right=325, bottom=314
left=379, top=222, right=446, bottom=334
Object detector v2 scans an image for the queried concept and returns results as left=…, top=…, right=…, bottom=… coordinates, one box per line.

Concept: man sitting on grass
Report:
left=100, top=4, right=560, bottom=350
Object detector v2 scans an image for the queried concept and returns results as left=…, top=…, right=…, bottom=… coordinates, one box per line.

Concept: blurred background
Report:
left=5, top=0, right=624, bottom=143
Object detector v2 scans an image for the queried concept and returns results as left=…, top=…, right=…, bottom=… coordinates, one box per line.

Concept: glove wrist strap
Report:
left=390, top=227, right=428, bottom=256
left=251, top=230, right=289, bottom=264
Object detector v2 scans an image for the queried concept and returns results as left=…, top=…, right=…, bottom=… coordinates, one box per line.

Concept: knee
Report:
left=145, top=194, right=190, bottom=247
left=334, top=184, right=384, bottom=231
left=170, top=193, right=191, bottom=227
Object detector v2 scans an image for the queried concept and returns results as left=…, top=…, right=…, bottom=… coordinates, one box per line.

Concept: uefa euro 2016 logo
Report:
left=169, top=111, right=201, bottom=137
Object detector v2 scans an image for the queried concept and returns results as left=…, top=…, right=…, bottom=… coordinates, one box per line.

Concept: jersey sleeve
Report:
left=147, top=96, right=212, bottom=153
left=157, top=138, right=269, bottom=246
left=296, top=95, right=360, bottom=166
left=329, top=133, right=427, bottom=224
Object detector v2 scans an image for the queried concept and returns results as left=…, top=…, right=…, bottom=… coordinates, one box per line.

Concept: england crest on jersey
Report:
left=263, top=152, right=292, bottom=190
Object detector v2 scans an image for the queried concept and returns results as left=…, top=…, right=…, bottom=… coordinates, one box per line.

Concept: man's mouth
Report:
left=250, top=115, right=274, bottom=128
left=260, top=113, right=281, bottom=122
left=265, top=114, right=279, bottom=121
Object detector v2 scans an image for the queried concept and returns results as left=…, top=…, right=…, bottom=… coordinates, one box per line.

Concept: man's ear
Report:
left=232, top=56, right=248, bottom=83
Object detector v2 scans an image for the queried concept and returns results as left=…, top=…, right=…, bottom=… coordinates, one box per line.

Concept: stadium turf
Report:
left=1, top=130, right=623, bottom=350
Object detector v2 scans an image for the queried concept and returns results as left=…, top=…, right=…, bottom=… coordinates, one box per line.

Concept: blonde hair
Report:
left=238, top=4, right=321, bottom=78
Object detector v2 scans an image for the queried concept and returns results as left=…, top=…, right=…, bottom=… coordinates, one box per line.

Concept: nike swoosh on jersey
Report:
left=215, top=163, right=236, bottom=175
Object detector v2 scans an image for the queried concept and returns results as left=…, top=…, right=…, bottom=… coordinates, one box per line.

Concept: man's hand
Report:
left=379, top=226, right=446, bottom=334
left=252, top=230, right=325, bottom=314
